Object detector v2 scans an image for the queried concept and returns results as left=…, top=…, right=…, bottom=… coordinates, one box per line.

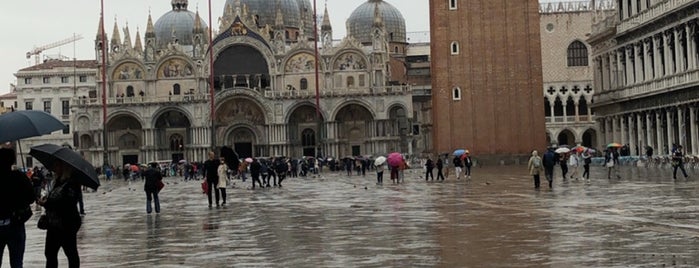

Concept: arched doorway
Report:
left=288, top=105, right=324, bottom=157
left=582, top=128, right=597, bottom=149
left=336, top=104, right=373, bottom=156
left=557, top=129, right=575, bottom=146
left=107, top=114, right=142, bottom=165
left=154, top=110, right=191, bottom=162
left=228, top=127, right=256, bottom=158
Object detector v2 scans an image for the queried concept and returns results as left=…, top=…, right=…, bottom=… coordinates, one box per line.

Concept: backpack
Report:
left=532, top=157, right=541, bottom=168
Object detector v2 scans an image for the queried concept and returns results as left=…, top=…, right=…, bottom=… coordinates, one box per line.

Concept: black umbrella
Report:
left=0, top=110, right=66, bottom=143
left=29, top=144, right=100, bottom=190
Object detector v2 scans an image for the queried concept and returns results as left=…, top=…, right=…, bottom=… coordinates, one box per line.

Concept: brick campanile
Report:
left=429, top=0, right=546, bottom=161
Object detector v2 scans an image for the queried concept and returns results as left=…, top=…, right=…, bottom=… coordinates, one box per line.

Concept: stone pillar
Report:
left=610, top=52, right=617, bottom=89
left=690, top=106, right=698, bottom=155
left=620, top=115, right=628, bottom=148
left=678, top=107, right=686, bottom=149
left=656, top=111, right=664, bottom=154
left=575, top=102, right=580, bottom=122
left=621, top=0, right=629, bottom=19
left=643, top=38, right=652, bottom=81
left=654, top=34, right=664, bottom=78
left=636, top=113, right=643, bottom=156
left=640, top=0, right=647, bottom=11
left=675, top=27, right=683, bottom=72
left=563, top=102, right=568, bottom=122
left=665, top=31, right=674, bottom=75
left=646, top=112, right=654, bottom=152
left=636, top=42, right=644, bottom=82
left=616, top=50, right=624, bottom=86
left=687, top=22, right=697, bottom=70
left=667, top=108, right=675, bottom=155
left=626, top=46, right=635, bottom=84
left=630, top=0, right=637, bottom=16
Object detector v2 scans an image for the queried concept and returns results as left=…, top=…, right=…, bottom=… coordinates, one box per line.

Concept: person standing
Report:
left=542, top=147, right=556, bottom=189
left=38, top=162, right=82, bottom=268
left=528, top=150, right=544, bottom=189
left=463, top=152, right=473, bottom=179
left=604, top=148, right=621, bottom=179
left=202, top=152, right=220, bottom=207
left=568, top=151, right=580, bottom=180
left=581, top=150, right=592, bottom=181
left=266, top=158, right=277, bottom=187
left=217, top=158, right=229, bottom=204
left=0, top=148, right=35, bottom=268
left=424, top=157, right=434, bottom=181
left=453, top=156, right=463, bottom=180
left=276, top=159, right=288, bottom=187
left=672, top=145, right=689, bottom=180
left=376, top=163, right=385, bottom=185
left=436, top=158, right=445, bottom=181
left=442, top=154, right=450, bottom=178
left=143, top=162, right=162, bottom=214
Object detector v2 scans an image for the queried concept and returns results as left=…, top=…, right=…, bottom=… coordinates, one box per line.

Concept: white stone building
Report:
left=589, top=0, right=699, bottom=156
left=12, top=60, right=98, bottom=166
left=539, top=1, right=615, bottom=149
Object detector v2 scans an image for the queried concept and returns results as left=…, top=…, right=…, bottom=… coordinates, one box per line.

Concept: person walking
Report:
left=0, top=148, right=35, bottom=268
left=528, top=150, right=544, bottom=189
left=217, top=158, right=229, bottom=204
left=568, top=151, right=580, bottom=180
left=581, top=150, right=592, bottom=181
left=463, top=152, right=473, bottom=179
left=453, top=156, right=463, bottom=180
left=250, top=158, right=263, bottom=189
left=376, top=163, right=385, bottom=185
left=672, top=145, right=689, bottom=180
left=605, top=148, right=621, bottom=179
left=442, top=154, right=450, bottom=178
left=436, top=158, right=445, bottom=181
left=275, top=159, right=288, bottom=187
left=542, top=147, right=556, bottom=189
left=424, top=157, right=434, bottom=181
left=559, top=152, right=569, bottom=180
left=38, top=162, right=82, bottom=268
left=202, top=152, right=220, bottom=207
left=143, top=162, right=162, bottom=214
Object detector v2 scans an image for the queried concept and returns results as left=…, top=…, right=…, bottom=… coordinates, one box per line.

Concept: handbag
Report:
left=201, top=179, right=208, bottom=194
left=37, top=215, right=48, bottom=230
left=157, top=180, right=165, bottom=192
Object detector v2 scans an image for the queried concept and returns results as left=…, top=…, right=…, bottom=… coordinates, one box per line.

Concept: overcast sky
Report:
left=0, top=0, right=432, bottom=94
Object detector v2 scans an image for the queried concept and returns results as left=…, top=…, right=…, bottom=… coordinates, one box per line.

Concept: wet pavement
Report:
left=5, top=165, right=699, bottom=267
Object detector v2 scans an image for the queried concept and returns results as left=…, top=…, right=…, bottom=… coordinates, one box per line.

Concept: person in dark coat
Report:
left=542, top=148, right=557, bottom=188
left=249, top=158, right=263, bottom=189
left=672, top=145, right=689, bottom=180
left=436, top=158, right=445, bottom=181
left=143, top=162, right=163, bottom=214
left=0, top=148, right=35, bottom=268
left=266, top=158, right=278, bottom=187
left=38, top=162, right=82, bottom=268
left=276, top=159, right=288, bottom=187
left=202, top=152, right=220, bottom=207
left=424, top=158, right=434, bottom=181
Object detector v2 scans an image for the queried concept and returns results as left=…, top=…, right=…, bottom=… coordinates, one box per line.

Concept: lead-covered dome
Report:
left=154, top=0, right=207, bottom=46
left=347, top=0, right=406, bottom=44
left=224, top=0, right=313, bottom=31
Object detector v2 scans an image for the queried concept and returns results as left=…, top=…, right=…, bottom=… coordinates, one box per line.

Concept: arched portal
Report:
left=582, top=128, right=597, bottom=149
left=557, top=129, right=575, bottom=146
left=79, top=134, right=93, bottom=150
left=388, top=105, right=409, bottom=153
left=154, top=110, right=191, bottom=162
left=288, top=105, right=325, bottom=157
left=214, top=45, right=270, bottom=90
left=336, top=104, right=374, bottom=156
left=227, top=127, right=257, bottom=158
left=107, top=114, right=143, bottom=165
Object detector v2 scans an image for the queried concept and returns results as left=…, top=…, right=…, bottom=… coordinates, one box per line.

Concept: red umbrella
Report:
left=387, top=152, right=403, bottom=167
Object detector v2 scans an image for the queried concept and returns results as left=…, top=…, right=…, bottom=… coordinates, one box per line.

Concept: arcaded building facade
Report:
left=429, top=0, right=546, bottom=160
left=73, top=0, right=417, bottom=165
left=589, top=0, right=699, bottom=156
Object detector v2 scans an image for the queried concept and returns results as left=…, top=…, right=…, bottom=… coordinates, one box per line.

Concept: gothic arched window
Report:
left=567, top=41, right=589, bottom=67
left=452, top=87, right=461, bottom=100
left=173, top=84, right=181, bottom=95
left=451, top=41, right=460, bottom=55
left=300, top=78, right=308, bottom=90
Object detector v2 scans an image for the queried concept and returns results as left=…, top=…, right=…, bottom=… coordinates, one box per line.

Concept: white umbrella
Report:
left=555, top=148, right=571, bottom=154
left=374, top=156, right=387, bottom=166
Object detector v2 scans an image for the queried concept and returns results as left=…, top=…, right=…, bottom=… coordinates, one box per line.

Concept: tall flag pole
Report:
left=100, top=0, right=109, bottom=165
left=313, top=0, right=321, bottom=157
left=208, top=0, right=216, bottom=150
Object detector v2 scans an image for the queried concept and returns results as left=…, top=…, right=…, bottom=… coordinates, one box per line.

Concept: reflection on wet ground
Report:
left=6, top=166, right=699, bottom=267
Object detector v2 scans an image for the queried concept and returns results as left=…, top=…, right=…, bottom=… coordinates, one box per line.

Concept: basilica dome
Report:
left=154, top=0, right=207, bottom=46
left=347, top=0, right=406, bottom=44
left=224, top=0, right=313, bottom=31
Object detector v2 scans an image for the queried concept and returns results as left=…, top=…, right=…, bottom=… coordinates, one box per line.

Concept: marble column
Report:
left=643, top=38, right=652, bottom=81
left=630, top=0, right=637, bottom=16
left=601, top=55, right=609, bottom=90
left=690, top=106, right=698, bottom=155
left=646, top=112, right=654, bottom=152
left=687, top=22, right=697, bottom=70
left=665, top=30, right=674, bottom=75
left=610, top=52, right=618, bottom=89
left=616, top=50, right=625, bottom=87
left=620, top=115, right=628, bottom=148
left=626, top=46, right=635, bottom=85
left=666, top=108, right=675, bottom=155
left=640, top=0, right=647, bottom=11
left=636, top=113, right=643, bottom=156
left=636, top=42, right=644, bottom=82
left=678, top=107, right=686, bottom=149
left=656, top=111, right=664, bottom=154
left=654, top=34, right=664, bottom=78
left=675, top=27, right=683, bottom=72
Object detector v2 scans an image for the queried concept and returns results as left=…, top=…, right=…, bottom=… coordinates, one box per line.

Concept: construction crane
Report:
left=26, top=34, right=84, bottom=65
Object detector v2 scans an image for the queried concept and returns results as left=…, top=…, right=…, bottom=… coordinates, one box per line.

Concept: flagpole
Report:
left=313, top=0, right=322, bottom=158
left=100, top=0, right=109, bottom=166
left=208, top=0, right=216, bottom=152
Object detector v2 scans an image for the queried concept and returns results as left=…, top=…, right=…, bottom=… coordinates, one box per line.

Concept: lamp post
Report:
left=100, top=0, right=109, bottom=167
left=313, top=0, right=322, bottom=159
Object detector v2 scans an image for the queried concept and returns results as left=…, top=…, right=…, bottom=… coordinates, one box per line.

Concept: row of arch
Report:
left=544, top=96, right=592, bottom=117
left=546, top=128, right=598, bottom=148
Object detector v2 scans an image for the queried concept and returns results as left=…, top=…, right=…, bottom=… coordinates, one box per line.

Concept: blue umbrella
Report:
left=453, top=149, right=466, bottom=156
left=0, top=110, right=66, bottom=143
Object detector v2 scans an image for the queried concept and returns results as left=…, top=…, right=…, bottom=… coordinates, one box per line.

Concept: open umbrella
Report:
left=29, top=144, right=100, bottom=190
left=245, top=157, right=253, bottom=163
left=387, top=152, right=403, bottom=167
left=374, top=156, right=387, bottom=166
left=453, top=149, right=466, bottom=157
left=178, top=159, right=188, bottom=164
left=607, top=143, right=622, bottom=148
left=555, top=147, right=571, bottom=154
left=0, top=110, right=66, bottom=168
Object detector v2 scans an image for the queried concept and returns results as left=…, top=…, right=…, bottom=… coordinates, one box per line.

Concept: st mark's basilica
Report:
left=74, top=0, right=419, bottom=165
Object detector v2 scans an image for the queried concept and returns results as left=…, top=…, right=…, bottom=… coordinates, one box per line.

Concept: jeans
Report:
left=45, top=228, right=79, bottom=268
left=673, top=164, right=688, bottom=179
left=146, top=190, right=160, bottom=213
left=533, top=174, right=541, bottom=188
left=0, top=223, right=26, bottom=268
left=582, top=164, right=590, bottom=179
left=544, top=167, right=554, bottom=188
left=206, top=178, right=220, bottom=206
left=377, top=171, right=383, bottom=184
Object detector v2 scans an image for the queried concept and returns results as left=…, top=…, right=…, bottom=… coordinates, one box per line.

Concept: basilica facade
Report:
left=73, top=0, right=416, bottom=165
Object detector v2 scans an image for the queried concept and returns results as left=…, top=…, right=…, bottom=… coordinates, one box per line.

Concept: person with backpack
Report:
left=542, top=147, right=557, bottom=189
left=528, top=150, right=544, bottom=189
